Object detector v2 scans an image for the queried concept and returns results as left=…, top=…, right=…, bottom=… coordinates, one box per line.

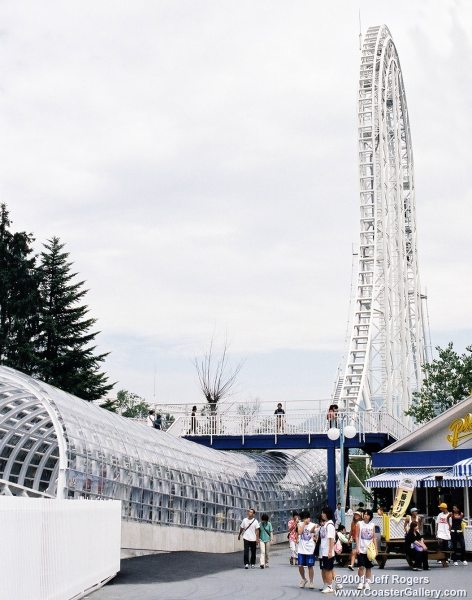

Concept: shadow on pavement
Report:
left=108, top=551, right=244, bottom=585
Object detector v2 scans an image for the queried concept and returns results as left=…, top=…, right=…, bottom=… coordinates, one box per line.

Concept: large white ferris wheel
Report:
left=337, top=25, right=429, bottom=423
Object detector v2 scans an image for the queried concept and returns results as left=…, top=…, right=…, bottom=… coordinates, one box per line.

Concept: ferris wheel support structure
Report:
left=338, top=25, right=428, bottom=423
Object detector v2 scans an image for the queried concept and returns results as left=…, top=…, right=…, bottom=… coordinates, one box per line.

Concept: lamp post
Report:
left=327, top=417, right=357, bottom=525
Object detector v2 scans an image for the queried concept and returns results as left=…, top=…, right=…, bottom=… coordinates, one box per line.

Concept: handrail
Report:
left=150, top=399, right=334, bottom=416
left=166, top=410, right=412, bottom=440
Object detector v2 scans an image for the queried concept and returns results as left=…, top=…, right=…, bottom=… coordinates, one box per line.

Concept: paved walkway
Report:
left=88, top=546, right=471, bottom=600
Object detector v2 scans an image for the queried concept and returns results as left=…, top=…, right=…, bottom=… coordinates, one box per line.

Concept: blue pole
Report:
left=339, top=427, right=345, bottom=525
left=327, top=446, right=336, bottom=508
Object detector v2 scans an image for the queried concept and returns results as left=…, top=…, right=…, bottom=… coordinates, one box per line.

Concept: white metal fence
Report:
left=167, top=410, right=411, bottom=441
left=0, top=498, right=121, bottom=600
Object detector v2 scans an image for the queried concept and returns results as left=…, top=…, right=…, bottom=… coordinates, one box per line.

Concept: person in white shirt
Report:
left=334, top=503, right=342, bottom=527
left=356, top=509, right=377, bottom=591
left=297, top=510, right=317, bottom=589
left=435, top=502, right=451, bottom=563
left=146, top=410, right=155, bottom=427
left=319, top=507, right=337, bottom=594
left=238, top=508, right=260, bottom=569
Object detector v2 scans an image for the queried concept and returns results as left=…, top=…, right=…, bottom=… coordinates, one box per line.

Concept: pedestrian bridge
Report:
left=166, top=409, right=411, bottom=510
left=167, top=410, right=411, bottom=451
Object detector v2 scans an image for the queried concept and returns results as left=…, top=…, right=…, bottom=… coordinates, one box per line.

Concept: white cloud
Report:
left=0, top=0, right=470, bottom=400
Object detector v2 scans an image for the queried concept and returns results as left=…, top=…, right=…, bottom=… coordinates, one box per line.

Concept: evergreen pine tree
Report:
left=0, top=203, right=40, bottom=372
left=36, top=237, right=113, bottom=400
left=99, top=397, right=119, bottom=412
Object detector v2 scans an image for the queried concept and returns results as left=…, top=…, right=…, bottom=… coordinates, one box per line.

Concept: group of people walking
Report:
left=287, top=507, right=377, bottom=592
left=239, top=500, right=469, bottom=590
left=238, top=509, right=274, bottom=569
left=239, top=505, right=377, bottom=592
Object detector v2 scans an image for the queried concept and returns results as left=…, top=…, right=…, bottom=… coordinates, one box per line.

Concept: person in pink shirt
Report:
left=288, top=511, right=300, bottom=565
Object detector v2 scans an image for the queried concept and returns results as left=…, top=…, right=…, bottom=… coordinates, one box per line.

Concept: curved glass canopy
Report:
left=0, top=366, right=326, bottom=533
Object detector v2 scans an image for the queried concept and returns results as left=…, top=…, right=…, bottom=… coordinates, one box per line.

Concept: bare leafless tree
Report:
left=193, top=338, right=244, bottom=414
left=236, top=397, right=261, bottom=417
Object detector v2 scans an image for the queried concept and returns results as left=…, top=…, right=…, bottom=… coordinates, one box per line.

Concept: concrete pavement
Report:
left=88, top=545, right=472, bottom=600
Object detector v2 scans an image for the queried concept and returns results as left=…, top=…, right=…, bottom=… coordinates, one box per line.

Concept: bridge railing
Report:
left=166, top=410, right=412, bottom=441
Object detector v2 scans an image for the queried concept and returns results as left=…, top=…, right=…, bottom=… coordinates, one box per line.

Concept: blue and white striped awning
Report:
left=422, top=471, right=464, bottom=487
left=453, top=458, right=472, bottom=477
left=365, top=468, right=451, bottom=488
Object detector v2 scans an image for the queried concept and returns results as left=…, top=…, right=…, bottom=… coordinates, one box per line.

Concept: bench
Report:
left=377, top=550, right=453, bottom=569
left=334, top=549, right=453, bottom=570
left=333, top=551, right=396, bottom=569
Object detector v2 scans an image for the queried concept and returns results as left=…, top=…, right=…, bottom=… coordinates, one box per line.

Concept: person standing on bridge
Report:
left=274, top=403, right=285, bottom=433
left=189, top=405, right=197, bottom=434
left=238, top=508, right=260, bottom=569
left=326, top=404, right=338, bottom=428
left=146, top=409, right=155, bottom=427
left=334, top=503, right=342, bottom=527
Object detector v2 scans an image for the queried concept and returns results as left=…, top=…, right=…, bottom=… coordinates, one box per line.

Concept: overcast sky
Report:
left=0, top=1, right=470, bottom=406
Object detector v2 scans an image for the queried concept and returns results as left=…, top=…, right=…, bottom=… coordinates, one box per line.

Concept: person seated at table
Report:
left=336, top=524, right=351, bottom=566
left=405, top=522, right=429, bottom=571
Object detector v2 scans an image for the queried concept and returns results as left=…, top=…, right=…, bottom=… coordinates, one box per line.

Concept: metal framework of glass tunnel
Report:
left=0, top=367, right=326, bottom=535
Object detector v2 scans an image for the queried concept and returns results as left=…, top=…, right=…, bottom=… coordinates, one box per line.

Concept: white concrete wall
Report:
left=0, top=498, right=121, bottom=600
left=122, top=520, right=288, bottom=553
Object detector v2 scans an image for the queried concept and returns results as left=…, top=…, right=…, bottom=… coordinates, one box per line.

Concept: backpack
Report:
left=334, top=536, right=343, bottom=554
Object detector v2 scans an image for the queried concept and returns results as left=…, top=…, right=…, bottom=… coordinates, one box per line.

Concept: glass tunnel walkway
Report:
left=0, top=366, right=329, bottom=536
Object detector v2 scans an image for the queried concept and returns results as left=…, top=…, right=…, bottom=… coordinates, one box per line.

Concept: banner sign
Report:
left=391, top=476, right=415, bottom=523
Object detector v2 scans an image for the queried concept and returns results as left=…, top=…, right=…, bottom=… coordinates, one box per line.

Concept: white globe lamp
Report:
left=327, top=427, right=340, bottom=441
left=344, top=424, right=357, bottom=439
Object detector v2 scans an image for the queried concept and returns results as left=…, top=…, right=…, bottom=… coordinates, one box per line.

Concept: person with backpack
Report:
left=238, top=508, right=260, bottom=569
left=259, top=513, right=273, bottom=568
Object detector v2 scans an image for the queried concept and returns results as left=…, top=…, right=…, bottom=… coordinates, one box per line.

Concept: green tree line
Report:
left=0, top=203, right=112, bottom=400
left=406, top=343, right=472, bottom=424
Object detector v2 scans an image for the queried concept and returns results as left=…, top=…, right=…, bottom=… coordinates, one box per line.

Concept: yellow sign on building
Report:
left=447, top=413, right=472, bottom=448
